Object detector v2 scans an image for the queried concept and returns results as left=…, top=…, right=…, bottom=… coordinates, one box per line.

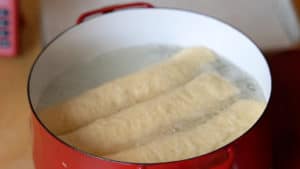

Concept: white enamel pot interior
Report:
left=29, top=8, right=272, bottom=166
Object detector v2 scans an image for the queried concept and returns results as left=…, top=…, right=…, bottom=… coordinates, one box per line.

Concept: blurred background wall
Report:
left=41, top=0, right=300, bottom=50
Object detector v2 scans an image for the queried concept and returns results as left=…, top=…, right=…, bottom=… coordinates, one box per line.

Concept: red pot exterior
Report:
left=31, top=3, right=271, bottom=169
left=32, top=115, right=235, bottom=169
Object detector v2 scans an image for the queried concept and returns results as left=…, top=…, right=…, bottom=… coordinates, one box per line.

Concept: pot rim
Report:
left=27, top=7, right=272, bottom=166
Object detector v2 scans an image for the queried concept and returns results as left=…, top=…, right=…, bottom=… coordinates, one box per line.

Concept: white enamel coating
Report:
left=29, top=9, right=271, bottom=111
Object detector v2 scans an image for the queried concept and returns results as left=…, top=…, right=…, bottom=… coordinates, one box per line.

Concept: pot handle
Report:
left=76, top=2, right=154, bottom=24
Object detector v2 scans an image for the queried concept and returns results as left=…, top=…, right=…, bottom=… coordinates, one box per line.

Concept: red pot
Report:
left=28, top=2, right=272, bottom=169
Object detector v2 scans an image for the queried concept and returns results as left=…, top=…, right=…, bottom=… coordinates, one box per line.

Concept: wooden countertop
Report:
left=0, top=0, right=40, bottom=168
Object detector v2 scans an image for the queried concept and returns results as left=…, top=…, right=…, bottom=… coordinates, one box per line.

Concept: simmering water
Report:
left=37, top=45, right=179, bottom=109
left=38, top=45, right=265, bottom=110
left=37, top=45, right=266, bottom=160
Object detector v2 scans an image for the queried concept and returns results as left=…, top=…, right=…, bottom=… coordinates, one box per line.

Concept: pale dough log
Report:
left=105, top=99, right=266, bottom=163
left=39, top=47, right=216, bottom=134
left=60, top=73, right=239, bottom=155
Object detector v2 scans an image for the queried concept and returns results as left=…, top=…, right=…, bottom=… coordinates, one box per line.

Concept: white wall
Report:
left=41, top=0, right=300, bottom=50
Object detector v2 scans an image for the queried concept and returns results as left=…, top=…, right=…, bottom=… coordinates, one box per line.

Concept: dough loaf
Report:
left=105, top=99, right=265, bottom=163
left=60, top=73, right=239, bottom=155
left=39, top=47, right=216, bottom=134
